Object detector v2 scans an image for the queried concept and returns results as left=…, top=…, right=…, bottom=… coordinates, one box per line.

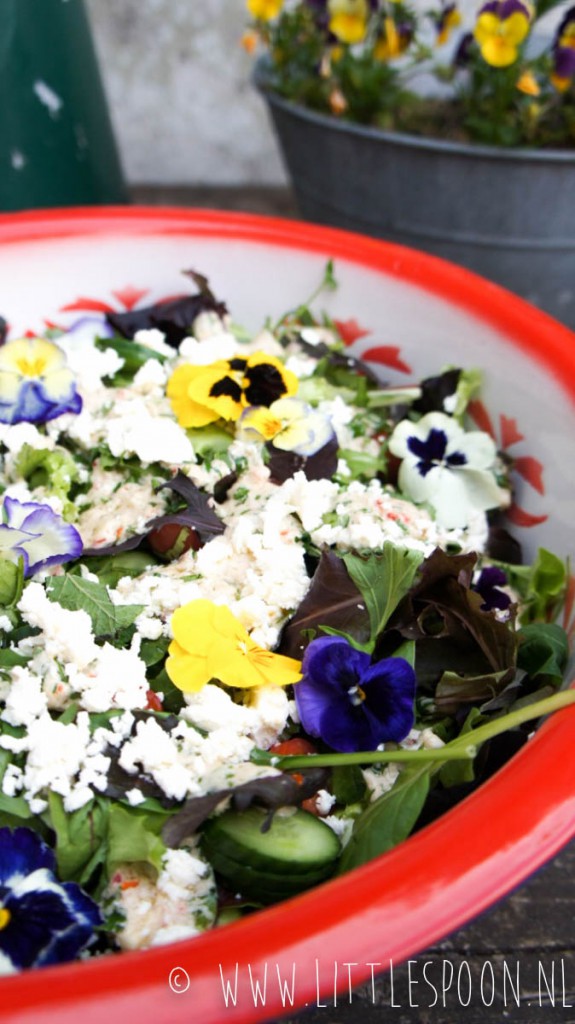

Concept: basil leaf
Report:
left=0, top=558, right=24, bottom=607
left=82, top=551, right=156, bottom=588
left=343, top=544, right=424, bottom=645
left=46, top=575, right=143, bottom=637
left=338, top=767, right=430, bottom=873
left=517, top=622, right=569, bottom=685
left=331, top=764, right=368, bottom=806
left=439, top=708, right=482, bottom=788
left=47, top=792, right=109, bottom=884
left=507, top=548, right=567, bottom=624
left=107, top=804, right=168, bottom=875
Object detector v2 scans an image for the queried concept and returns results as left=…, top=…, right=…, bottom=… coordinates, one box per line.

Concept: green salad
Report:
left=0, top=267, right=571, bottom=973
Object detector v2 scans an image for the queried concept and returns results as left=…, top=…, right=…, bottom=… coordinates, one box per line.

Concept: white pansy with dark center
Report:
left=388, top=411, right=508, bottom=529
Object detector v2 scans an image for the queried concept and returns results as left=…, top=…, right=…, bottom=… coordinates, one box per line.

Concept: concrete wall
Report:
left=86, top=0, right=287, bottom=186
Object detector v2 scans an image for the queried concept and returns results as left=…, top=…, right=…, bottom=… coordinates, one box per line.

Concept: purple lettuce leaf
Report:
left=380, top=548, right=518, bottom=695
left=105, top=271, right=227, bottom=347
left=412, top=368, right=462, bottom=415
left=279, top=550, right=371, bottom=659
left=83, top=471, right=224, bottom=557
left=162, top=767, right=330, bottom=847
left=267, top=434, right=339, bottom=484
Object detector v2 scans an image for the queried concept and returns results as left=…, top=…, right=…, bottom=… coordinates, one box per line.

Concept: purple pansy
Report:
left=552, top=7, right=575, bottom=88
left=473, top=566, right=512, bottom=611
left=294, top=636, right=416, bottom=753
left=0, top=828, right=101, bottom=974
left=1, top=496, right=83, bottom=576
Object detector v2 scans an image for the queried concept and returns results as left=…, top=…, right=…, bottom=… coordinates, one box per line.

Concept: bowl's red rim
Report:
left=0, top=206, right=574, bottom=1024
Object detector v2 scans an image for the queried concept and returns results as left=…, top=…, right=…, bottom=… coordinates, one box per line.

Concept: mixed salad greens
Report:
left=0, top=266, right=572, bottom=973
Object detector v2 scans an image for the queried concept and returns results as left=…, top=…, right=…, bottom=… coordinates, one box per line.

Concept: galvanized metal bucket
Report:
left=255, top=63, right=575, bottom=329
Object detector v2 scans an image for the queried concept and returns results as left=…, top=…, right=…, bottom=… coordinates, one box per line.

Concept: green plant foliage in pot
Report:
left=245, top=0, right=575, bottom=328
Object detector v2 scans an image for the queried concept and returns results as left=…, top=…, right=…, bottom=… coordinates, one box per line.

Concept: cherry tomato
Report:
left=269, top=738, right=317, bottom=756
left=145, top=689, right=163, bottom=712
left=147, top=523, right=201, bottom=560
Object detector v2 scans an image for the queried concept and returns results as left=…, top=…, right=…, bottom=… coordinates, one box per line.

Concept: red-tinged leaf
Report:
left=385, top=548, right=518, bottom=681
left=361, top=345, right=412, bottom=374
left=333, top=318, right=371, bottom=346
left=106, top=290, right=227, bottom=347
left=162, top=767, right=330, bottom=846
left=467, top=398, right=495, bottom=437
left=84, top=471, right=224, bottom=556
left=267, top=435, right=339, bottom=485
left=43, top=318, right=66, bottom=332
left=111, top=286, right=150, bottom=311
left=60, top=297, right=116, bottom=313
left=506, top=504, right=549, bottom=528
left=279, top=550, right=371, bottom=659
left=513, top=456, right=545, bottom=494
left=500, top=414, right=524, bottom=449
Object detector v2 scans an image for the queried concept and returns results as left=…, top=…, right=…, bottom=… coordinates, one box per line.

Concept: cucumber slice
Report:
left=203, top=846, right=334, bottom=903
left=201, top=807, right=340, bottom=891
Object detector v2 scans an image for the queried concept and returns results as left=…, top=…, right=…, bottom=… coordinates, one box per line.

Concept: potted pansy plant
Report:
left=245, top=0, right=575, bottom=328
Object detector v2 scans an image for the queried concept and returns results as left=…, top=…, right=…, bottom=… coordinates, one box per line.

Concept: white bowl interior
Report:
left=2, top=225, right=573, bottom=564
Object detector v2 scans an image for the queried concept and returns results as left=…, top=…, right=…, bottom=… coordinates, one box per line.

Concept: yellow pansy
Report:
left=473, top=0, right=532, bottom=68
left=237, top=397, right=335, bottom=455
left=246, top=0, right=283, bottom=22
left=374, top=16, right=411, bottom=60
left=435, top=4, right=462, bottom=46
left=327, top=0, right=369, bottom=44
left=516, top=69, right=539, bottom=95
left=166, top=599, right=302, bottom=692
left=167, top=352, right=298, bottom=430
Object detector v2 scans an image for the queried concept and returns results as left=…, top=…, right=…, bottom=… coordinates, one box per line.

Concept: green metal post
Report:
left=0, top=0, right=128, bottom=210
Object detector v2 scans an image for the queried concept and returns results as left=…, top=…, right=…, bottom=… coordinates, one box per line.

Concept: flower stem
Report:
left=252, top=688, right=575, bottom=772
left=251, top=745, right=477, bottom=769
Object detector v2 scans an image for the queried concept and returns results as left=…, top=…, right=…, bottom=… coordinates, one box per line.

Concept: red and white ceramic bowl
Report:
left=1, top=207, right=574, bottom=1024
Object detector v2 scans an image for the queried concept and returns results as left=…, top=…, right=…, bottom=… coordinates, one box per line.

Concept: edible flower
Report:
left=473, top=566, right=512, bottom=611
left=166, top=599, right=302, bottom=692
left=374, top=16, right=413, bottom=60
left=551, top=7, right=575, bottom=91
left=0, top=338, right=82, bottom=425
left=0, top=496, right=83, bottom=576
left=237, top=397, right=335, bottom=455
left=434, top=3, right=462, bottom=45
left=327, top=0, right=369, bottom=44
left=246, top=0, right=283, bottom=19
left=0, top=827, right=101, bottom=974
left=167, top=353, right=298, bottom=429
left=388, top=410, right=506, bottom=529
left=473, top=0, right=533, bottom=68
left=294, top=636, right=416, bottom=753
left=516, top=68, right=540, bottom=95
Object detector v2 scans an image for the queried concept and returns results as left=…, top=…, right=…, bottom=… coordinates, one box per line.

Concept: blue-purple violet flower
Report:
left=1, top=496, right=83, bottom=576
left=294, top=636, right=416, bottom=753
left=0, top=828, right=101, bottom=975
